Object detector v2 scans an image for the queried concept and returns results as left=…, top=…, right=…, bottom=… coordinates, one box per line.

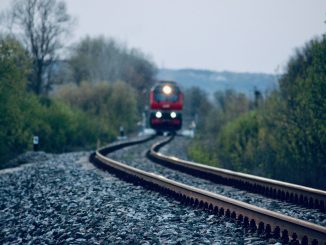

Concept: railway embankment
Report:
left=0, top=145, right=269, bottom=244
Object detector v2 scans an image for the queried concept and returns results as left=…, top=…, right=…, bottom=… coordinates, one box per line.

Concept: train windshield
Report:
left=154, top=85, right=180, bottom=102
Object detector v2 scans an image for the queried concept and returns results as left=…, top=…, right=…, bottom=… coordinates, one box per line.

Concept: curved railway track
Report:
left=148, top=136, right=326, bottom=212
left=90, top=136, right=326, bottom=245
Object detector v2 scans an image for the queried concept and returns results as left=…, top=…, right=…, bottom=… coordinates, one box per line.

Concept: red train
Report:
left=149, top=81, right=183, bottom=133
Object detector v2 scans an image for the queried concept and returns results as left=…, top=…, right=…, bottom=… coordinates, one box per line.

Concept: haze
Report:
left=1, top=0, right=325, bottom=73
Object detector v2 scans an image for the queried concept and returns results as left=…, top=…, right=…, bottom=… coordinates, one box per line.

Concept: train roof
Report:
left=157, top=80, right=177, bottom=84
left=151, top=80, right=180, bottom=90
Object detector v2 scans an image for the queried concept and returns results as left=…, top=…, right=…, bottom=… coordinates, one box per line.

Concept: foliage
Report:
left=183, top=87, right=213, bottom=127
left=54, top=81, right=138, bottom=134
left=273, top=36, right=326, bottom=187
left=67, top=36, right=156, bottom=110
left=187, top=35, right=326, bottom=188
left=0, top=34, right=153, bottom=167
left=185, top=88, right=252, bottom=167
left=0, top=37, right=116, bottom=166
left=217, top=111, right=262, bottom=173
left=4, top=0, right=74, bottom=95
left=0, top=4, right=157, bottom=168
left=26, top=97, right=115, bottom=153
left=187, top=142, right=216, bottom=167
left=0, top=36, right=31, bottom=163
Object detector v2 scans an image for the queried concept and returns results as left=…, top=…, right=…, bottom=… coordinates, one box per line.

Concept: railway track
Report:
left=90, top=136, right=326, bottom=245
left=148, top=136, right=326, bottom=212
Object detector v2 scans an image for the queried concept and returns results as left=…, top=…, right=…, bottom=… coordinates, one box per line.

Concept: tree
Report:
left=275, top=36, right=326, bottom=187
left=54, top=81, right=138, bottom=133
left=5, top=0, right=74, bottom=94
left=201, top=35, right=326, bottom=188
left=0, top=36, right=31, bottom=162
left=183, top=87, right=212, bottom=124
left=69, top=36, right=156, bottom=86
left=68, top=36, right=156, bottom=111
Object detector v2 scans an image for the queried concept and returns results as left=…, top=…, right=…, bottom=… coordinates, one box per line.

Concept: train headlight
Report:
left=170, top=112, right=177, bottom=118
left=155, top=111, right=162, bottom=118
left=162, top=85, right=172, bottom=95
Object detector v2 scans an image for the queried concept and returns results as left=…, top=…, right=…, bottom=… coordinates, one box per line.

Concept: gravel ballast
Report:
left=0, top=149, right=270, bottom=244
left=109, top=136, right=326, bottom=227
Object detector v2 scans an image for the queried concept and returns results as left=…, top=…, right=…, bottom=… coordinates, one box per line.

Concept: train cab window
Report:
left=154, top=85, right=179, bottom=102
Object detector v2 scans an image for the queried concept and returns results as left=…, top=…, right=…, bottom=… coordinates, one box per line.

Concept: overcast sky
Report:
left=1, top=0, right=325, bottom=73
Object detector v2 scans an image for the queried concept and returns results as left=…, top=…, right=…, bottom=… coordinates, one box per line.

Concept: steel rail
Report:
left=148, top=136, right=326, bottom=211
left=90, top=137, right=326, bottom=245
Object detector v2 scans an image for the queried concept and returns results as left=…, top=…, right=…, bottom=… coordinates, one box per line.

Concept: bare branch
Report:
left=3, top=0, right=74, bottom=94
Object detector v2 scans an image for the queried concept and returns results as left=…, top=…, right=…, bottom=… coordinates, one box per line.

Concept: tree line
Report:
left=0, top=0, right=156, bottom=166
left=186, top=35, right=326, bottom=189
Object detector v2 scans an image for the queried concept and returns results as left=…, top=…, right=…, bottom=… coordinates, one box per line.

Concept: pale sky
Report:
left=1, top=0, right=325, bottom=73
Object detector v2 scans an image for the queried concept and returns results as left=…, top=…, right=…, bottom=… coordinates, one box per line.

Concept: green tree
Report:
left=0, top=36, right=31, bottom=162
left=218, top=111, right=261, bottom=172
left=194, top=35, right=326, bottom=188
left=186, top=89, right=251, bottom=167
left=183, top=87, right=213, bottom=126
left=275, top=36, right=326, bottom=187
left=54, top=81, right=138, bottom=135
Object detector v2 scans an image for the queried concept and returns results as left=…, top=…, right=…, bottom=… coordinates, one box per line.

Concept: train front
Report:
left=149, top=81, right=183, bottom=133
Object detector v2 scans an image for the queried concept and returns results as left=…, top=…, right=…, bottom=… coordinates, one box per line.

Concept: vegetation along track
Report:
left=90, top=136, right=326, bottom=245
left=149, top=136, right=326, bottom=212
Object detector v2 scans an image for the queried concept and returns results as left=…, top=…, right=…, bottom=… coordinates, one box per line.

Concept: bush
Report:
left=28, top=98, right=114, bottom=153
left=217, top=111, right=263, bottom=174
left=187, top=35, right=326, bottom=189
left=54, top=81, right=138, bottom=135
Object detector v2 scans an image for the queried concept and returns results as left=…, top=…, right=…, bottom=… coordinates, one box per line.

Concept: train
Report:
left=149, top=81, right=183, bottom=134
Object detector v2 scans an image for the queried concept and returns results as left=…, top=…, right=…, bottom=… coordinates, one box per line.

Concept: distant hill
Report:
left=157, top=68, right=278, bottom=97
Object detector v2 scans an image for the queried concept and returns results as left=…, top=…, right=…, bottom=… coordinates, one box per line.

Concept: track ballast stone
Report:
left=0, top=150, right=268, bottom=244
left=110, top=136, right=326, bottom=227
